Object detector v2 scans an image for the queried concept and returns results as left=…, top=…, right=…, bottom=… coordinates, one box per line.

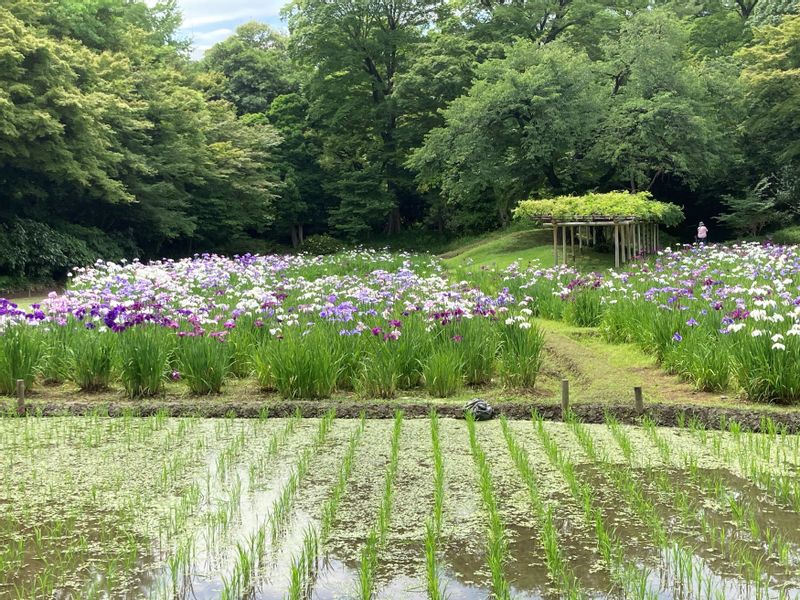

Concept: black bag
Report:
left=464, top=398, right=494, bottom=421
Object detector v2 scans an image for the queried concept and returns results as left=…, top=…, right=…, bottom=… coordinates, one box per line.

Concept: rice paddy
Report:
left=2, top=412, right=800, bottom=599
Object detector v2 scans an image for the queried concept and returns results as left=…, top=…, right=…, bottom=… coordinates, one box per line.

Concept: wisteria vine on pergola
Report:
left=514, top=192, right=685, bottom=268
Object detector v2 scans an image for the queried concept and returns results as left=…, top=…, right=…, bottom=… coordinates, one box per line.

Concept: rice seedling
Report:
left=466, top=413, right=511, bottom=600
left=566, top=414, right=724, bottom=598
left=536, top=412, right=657, bottom=600
left=285, top=415, right=368, bottom=600
left=606, top=415, right=776, bottom=597
left=356, top=410, right=403, bottom=600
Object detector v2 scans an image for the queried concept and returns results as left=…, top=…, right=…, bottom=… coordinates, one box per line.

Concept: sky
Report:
left=167, top=0, right=286, bottom=58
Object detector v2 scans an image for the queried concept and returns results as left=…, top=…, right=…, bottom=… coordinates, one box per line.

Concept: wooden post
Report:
left=553, top=222, right=558, bottom=267
left=621, top=224, right=627, bottom=263
left=562, top=225, right=567, bottom=265
left=592, top=226, right=597, bottom=247
left=614, top=223, right=620, bottom=269
left=561, top=379, right=570, bottom=416
left=656, top=225, right=660, bottom=250
left=634, top=386, right=644, bottom=413
left=578, top=226, right=583, bottom=253
left=570, top=226, right=575, bottom=262
left=16, top=379, right=24, bottom=414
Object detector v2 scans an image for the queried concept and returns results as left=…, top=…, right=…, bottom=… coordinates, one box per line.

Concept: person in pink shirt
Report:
left=696, top=221, right=708, bottom=243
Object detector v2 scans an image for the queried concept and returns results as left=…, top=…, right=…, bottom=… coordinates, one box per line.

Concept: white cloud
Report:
left=176, top=0, right=285, bottom=28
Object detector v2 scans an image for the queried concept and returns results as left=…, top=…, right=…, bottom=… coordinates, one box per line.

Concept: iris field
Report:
left=2, top=242, right=800, bottom=403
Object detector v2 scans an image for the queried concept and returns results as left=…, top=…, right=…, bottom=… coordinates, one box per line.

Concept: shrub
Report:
left=301, top=234, right=345, bottom=255
left=0, top=326, right=43, bottom=395
left=771, top=226, right=800, bottom=245
left=117, top=325, right=174, bottom=398
left=178, top=335, right=232, bottom=395
left=0, top=219, right=96, bottom=280
left=424, top=347, right=464, bottom=398
left=71, top=328, right=115, bottom=391
left=499, top=320, right=545, bottom=389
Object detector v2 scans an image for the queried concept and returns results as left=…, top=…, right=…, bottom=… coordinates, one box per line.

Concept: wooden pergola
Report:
left=541, top=216, right=661, bottom=269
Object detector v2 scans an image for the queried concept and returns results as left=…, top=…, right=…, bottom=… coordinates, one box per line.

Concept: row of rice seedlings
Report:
left=606, top=416, right=774, bottom=599
left=720, top=415, right=800, bottom=468
left=157, top=415, right=304, bottom=599
left=221, top=411, right=337, bottom=600
left=499, top=417, right=584, bottom=598
left=287, top=413, right=367, bottom=600
left=686, top=418, right=800, bottom=514
left=425, top=409, right=446, bottom=600
left=534, top=413, right=657, bottom=599
left=465, top=412, right=511, bottom=600
left=643, top=418, right=795, bottom=567
left=567, top=416, right=724, bottom=599
left=248, top=408, right=301, bottom=490
left=357, top=410, right=404, bottom=600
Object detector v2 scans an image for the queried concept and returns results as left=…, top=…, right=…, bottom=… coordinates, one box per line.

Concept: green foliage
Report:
left=301, top=234, right=345, bottom=255
left=177, top=335, right=232, bottom=395
left=716, top=180, right=785, bottom=236
left=499, top=321, right=546, bottom=389
left=771, top=226, right=800, bottom=245
left=70, top=329, right=115, bottom=392
left=515, top=192, right=684, bottom=226
left=0, top=326, right=43, bottom=395
left=423, top=348, right=464, bottom=397
left=117, top=325, right=174, bottom=398
left=269, top=328, right=340, bottom=399
left=738, top=15, right=800, bottom=167
left=0, top=220, right=98, bottom=280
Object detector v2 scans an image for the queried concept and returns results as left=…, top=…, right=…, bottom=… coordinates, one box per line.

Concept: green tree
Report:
left=591, top=11, right=731, bottom=192
left=284, top=0, right=443, bottom=238
left=408, top=43, right=605, bottom=232
left=203, top=22, right=295, bottom=115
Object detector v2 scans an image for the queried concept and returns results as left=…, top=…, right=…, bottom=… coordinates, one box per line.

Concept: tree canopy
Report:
left=1, top=0, right=799, bottom=281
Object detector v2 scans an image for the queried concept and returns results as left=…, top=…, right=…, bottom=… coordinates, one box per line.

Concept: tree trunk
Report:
left=290, top=225, right=299, bottom=248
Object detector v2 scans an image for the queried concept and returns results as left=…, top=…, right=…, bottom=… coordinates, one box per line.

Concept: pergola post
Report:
left=614, top=222, right=620, bottom=269
left=621, top=223, right=627, bottom=263
left=592, top=226, right=597, bottom=247
left=562, top=225, right=567, bottom=265
left=553, top=222, right=558, bottom=267
left=570, top=226, right=576, bottom=262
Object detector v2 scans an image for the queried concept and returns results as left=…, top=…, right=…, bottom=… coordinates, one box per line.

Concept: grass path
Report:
left=536, top=319, right=725, bottom=407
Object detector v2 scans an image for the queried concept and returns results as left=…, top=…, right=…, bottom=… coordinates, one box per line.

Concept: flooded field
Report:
left=1, top=412, right=800, bottom=599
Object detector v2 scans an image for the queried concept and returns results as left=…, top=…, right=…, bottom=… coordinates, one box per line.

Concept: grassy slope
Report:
left=439, top=225, right=614, bottom=271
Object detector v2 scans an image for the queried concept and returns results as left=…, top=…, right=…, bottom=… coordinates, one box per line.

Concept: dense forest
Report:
left=0, top=0, right=798, bottom=281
